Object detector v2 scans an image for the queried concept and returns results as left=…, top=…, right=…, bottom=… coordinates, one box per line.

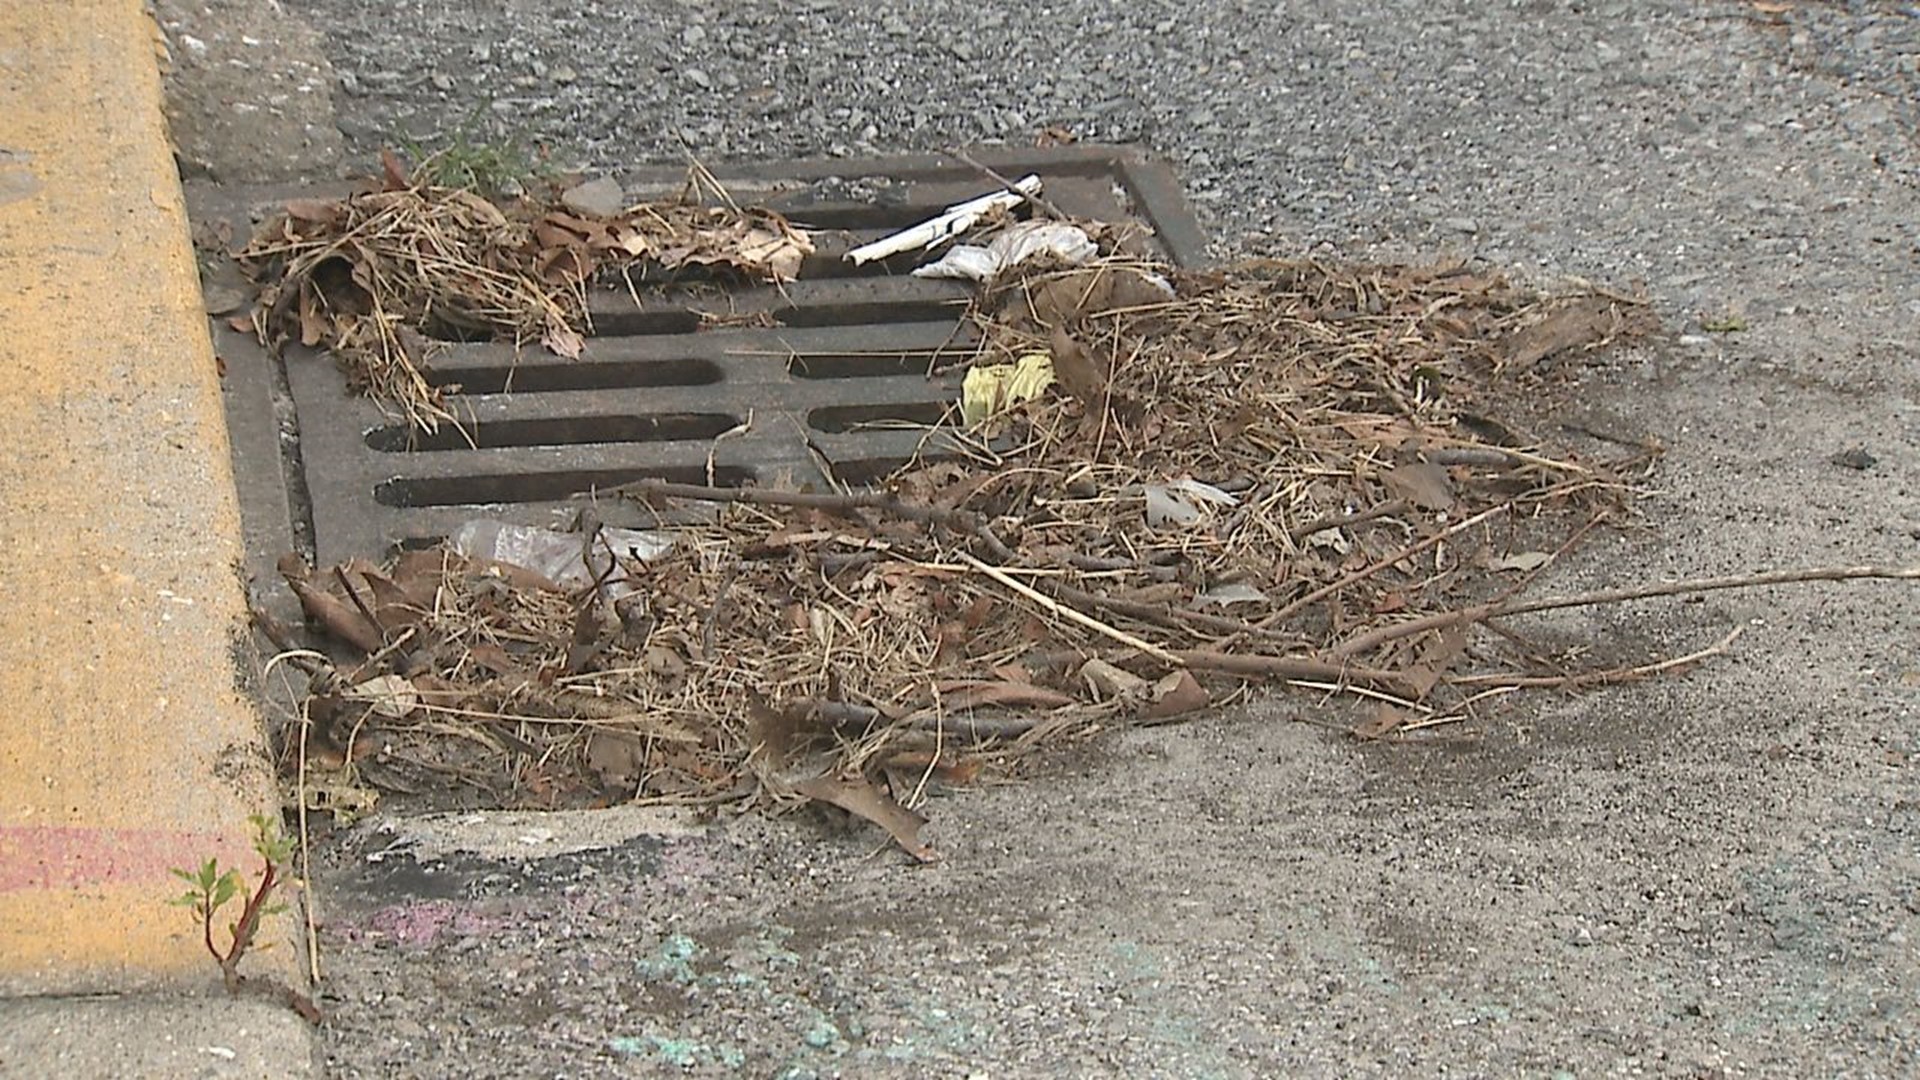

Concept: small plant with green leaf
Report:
left=170, top=814, right=318, bottom=1020
left=398, top=108, right=552, bottom=199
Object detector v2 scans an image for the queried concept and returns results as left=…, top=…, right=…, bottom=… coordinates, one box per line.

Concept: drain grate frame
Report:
left=192, top=146, right=1207, bottom=607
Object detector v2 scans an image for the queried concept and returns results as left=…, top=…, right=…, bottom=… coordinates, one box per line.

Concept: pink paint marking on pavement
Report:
left=0, top=824, right=231, bottom=893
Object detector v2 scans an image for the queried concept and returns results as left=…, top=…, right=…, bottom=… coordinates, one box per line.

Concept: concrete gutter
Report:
left=0, top=0, right=313, bottom=1070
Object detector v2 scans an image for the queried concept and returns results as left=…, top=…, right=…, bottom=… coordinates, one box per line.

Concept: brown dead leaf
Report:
left=1404, top=626, right=1470, bottom=699
left=588, top=730, right=649, bottom=791
left=961, top=594, right=996, bottom=631
left=1142, top=670, right=1210, bottom=721
left=282, top=197, right=343, bottom=225
left=937, top=680, right=1077, bottom=711
left=794, top=774, right=936, bottom=862
left=1334, top=416, right=1418, bottom=451
left=746, top=691, right=813, bottom=774
left=543, top=323, right=586, bottom=359
left=1498, top=297, right=1617, bottom=369
left=1218, top=403, right=1263, bottom=443
left=1078, top=658, right=1149, bottom=701
left=1382, top=461, right=1456, bottom=512
left=467, top=642, right=523, bottom=677
left=1049, top=323, right=1106, bottom=405
left=1032, top=268, right=1116, bottom=326
left=1351, top=704, right=1408, bottom=740
left=379, top=147, right=409, bottom=190
left=278, top=553, right=384, bottom=654
left=883, top=751, right=983, bottom=786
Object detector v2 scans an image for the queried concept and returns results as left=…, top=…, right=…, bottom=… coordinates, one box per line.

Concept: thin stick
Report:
left=956, top=551, right=1182, bottom=665
left=620, top=479, right=1017, bottom=561
left=294, top=693, right=321, bottom=987
left=331, top=565, right=384, bottom=637
left=1447, top=626, right=1744, bottom=688
left=1334, top=564, right=1920, bottom=659
left=1175, top=650, right=1419, bottom=697
left=1258, top=502, right=1511, bottom=632
left=1055, top=582, right=1303, bottom=645
left=1289, top=500, right=1408, bottom=543
left=947, top=148, right=1070, bottom=221
left=1281, top=678, right=1433, bottom=713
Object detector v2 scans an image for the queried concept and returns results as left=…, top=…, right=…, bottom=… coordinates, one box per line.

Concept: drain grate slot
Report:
left=376, top=465, right=755, bottom=508
left=827, top=458, right=918, bottom=486
left=200, top=146, right=1205, bottom=569
left=808, top=402, right=952, bottom=432
left=430, top=358, right=723, bottom=394
left=788, top=353, right=938, bottom=379
left=776, top=299, right=967, bottom=328
left=367, top=413, right=741, bottom=452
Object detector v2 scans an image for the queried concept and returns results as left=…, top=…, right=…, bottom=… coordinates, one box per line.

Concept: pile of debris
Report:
left=238, top=158, right=811, bottom=430
left=247, top=160, right=1671, bottom=857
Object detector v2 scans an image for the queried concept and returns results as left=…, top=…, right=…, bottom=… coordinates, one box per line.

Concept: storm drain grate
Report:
left=193, top=146, right=1207, bottom=584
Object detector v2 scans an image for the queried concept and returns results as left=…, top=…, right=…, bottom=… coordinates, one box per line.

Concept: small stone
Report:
left=1443, top=216, right=1480, bottom=234
left=1830, top=447, right=1878, bottom=471
left=681, top=24, right=706, bottom=46
left=561, top=177, right=627, bottom=219
left=681, top=67, right=712, bottom=90
left=430, top=73, right=453, bottom=92
left=951, top=40, right=977, bottom=62
left=551, top=65, right=577, bottom=85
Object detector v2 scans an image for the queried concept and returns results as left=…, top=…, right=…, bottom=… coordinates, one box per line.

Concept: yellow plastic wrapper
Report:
left=961, top=351, right=1056, bottom=427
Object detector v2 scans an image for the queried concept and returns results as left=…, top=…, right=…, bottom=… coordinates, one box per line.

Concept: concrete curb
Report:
left=0, top=0, right=314, bottom=1069
left=0, top=996, right=318, bottom=1078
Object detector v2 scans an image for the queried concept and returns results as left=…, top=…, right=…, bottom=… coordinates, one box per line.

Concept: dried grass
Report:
left=239, top=174, right=812, bottom=431
left=274, top=233, right=1666, bottom=834
left=265, top=190, right=1677, bottom=848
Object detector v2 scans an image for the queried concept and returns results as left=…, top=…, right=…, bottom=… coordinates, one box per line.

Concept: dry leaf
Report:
left=1142, top=670, right=1209, bottom=721
left=379, top=147, right=410, bottom=190
left=279, top=554, right=384, bottom=653
left=794, top=774, right=936, bottom=862
left=1049, top=323, right=1106, bottom=404
left=1351, top=704, right=1407, bottom=740
left=283, top=198, right=342, bottom=224
left=544, top=323, right=585, bottom=359
left=1079, top=658, right=1149, bottom=701
left=937, top=680, right=1077, bottom=711
left=588, top=730, right=649, bottom=790
left=343, top=674, right=419, bottom=719
left=1403, top=627, right=1470, bottom=699
left=883, top=752, right=982, bottom=786
left=1382, top=462, right=1456, bottom=512
left=1499, top=297, right=1616, bottom=369
left=1491, top=551, right=1554, bottom=573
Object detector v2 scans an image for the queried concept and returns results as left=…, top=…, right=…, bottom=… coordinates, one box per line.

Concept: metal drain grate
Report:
left=194, top=146, right=1207, bottom=584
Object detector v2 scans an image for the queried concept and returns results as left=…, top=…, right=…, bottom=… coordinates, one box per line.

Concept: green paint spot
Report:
left=636, top=933, right=700, bottom=984
left=803, top=1018, right=841, bottom=1049
left=606, top=1030, right=743, bottom=1069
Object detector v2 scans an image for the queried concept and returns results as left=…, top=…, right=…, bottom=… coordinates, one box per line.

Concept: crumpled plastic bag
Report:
left=449, top=520, right=673, bottom=600
left=1143, top=479, right=1240, bottom=530
left=961, top=351, right=1057, bottom=427
left=912, top=221, right=1099, bottom=283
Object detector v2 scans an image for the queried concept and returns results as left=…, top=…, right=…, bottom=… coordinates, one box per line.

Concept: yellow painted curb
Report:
left=0, top=0, right=292, bottom=993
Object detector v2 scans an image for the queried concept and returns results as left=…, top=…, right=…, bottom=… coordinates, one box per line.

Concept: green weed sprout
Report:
left=170, top=814, right=296, bottom=995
